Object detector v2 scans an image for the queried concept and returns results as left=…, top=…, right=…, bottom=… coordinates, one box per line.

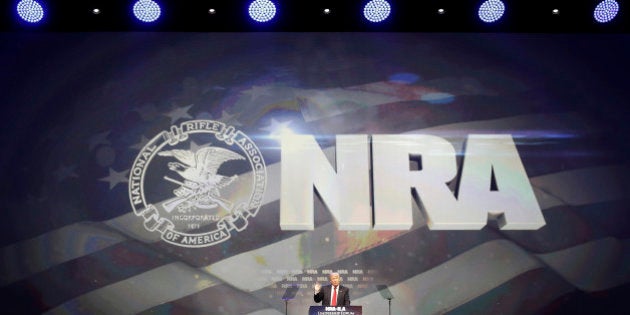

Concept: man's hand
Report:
left=313, top=282, right=321, bottom=293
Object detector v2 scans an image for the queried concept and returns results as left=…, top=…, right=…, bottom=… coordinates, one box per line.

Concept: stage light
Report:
left=389, top=73, right=420, bottom=84
left=132, top=0, right=161, bottom=23
left=363, top=0, right=391, bottom=23
left=248, top=0, right=277, bottom=23
left=16, top=0, right=45, bottom=23
left=478, top=0, right=505, bottom=23
left=552, top=9, right=559, bottom=15
left=92, top=8, right=101, bottom=15
left=593, top=0, right=619, bottom=23
left=438, top=8, right=446, bottom=15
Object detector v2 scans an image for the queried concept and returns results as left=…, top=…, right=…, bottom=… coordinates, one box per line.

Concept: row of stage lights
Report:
left=15, top=0, right=623, bottom=27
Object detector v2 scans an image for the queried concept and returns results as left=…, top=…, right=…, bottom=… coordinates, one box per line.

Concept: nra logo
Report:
left=280, top=134, right=545, bottom=231
left=129, top=121, right=545, bottom=248
left=129, top=120, right=267, bottom=248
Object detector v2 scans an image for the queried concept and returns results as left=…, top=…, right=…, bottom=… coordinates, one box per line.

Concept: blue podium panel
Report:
left=309, top=306, right=362, bottom=315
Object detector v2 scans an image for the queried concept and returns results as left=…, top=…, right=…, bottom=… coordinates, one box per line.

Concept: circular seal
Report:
left=128, top=120, right=267, bottom=248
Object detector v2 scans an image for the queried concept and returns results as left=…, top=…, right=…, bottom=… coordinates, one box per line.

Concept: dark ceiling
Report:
left=2, top=0, right=628, bottom=32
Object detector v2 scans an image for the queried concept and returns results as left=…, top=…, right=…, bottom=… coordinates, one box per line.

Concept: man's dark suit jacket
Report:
left=313, top=285, right=350, bottom=306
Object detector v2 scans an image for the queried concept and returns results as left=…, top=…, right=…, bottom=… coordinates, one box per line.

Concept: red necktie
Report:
left=331, top=286, right=337, bottom=306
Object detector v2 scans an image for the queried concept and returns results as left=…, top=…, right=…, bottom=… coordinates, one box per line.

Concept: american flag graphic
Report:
left=0, top=33, right=628, bottom=315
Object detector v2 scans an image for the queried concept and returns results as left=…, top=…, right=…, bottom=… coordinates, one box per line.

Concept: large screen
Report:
left=1, top=33, right=628, bottom=315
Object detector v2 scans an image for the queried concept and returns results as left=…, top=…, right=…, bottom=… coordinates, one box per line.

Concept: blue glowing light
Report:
left=16, top=0, right=45, bottom=23
left=248, top=0, right=277, bottom=23
left=478, top=0, right=505, bottom=23
left=594, top=0, right=619, bottom=23
left=133, top=0, right=161, bottom=23
left=388, top=73, right=421, bottom=84
left=363, top=0, right=391, bottom=23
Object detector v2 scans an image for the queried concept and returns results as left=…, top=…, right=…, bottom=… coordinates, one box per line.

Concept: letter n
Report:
left=280, top=134, right=371, bottom=230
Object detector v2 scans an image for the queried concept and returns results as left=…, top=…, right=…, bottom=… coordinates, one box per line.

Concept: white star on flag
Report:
left=99, top=168, right=129, bottom=189
left=260, top=118, right=294, bottom=138
left=218, top=110, right=242, bottom=126
left=164, top=104, right=194, bottom=124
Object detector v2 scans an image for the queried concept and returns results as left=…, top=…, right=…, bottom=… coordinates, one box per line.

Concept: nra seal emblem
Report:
left=128, top=120, right=267, bottom=248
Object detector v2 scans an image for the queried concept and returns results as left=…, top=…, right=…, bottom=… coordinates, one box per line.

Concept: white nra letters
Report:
left=280, top=134, right=545, bottom=231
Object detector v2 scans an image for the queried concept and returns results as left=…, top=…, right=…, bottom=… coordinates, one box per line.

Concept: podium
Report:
left=281, top=285, right=299, bottom=315
left=309, top=306, right=362, bottom=315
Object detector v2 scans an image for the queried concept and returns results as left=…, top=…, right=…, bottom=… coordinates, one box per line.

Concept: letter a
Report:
left=457, top=135, right=545, bottom=229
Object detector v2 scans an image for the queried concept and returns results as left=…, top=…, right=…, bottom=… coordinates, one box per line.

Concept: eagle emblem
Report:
left=158, top=146, right=244, bottom=213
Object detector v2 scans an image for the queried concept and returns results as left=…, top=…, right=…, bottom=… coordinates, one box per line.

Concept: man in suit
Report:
left=313, top=272, right=351, bottom=306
